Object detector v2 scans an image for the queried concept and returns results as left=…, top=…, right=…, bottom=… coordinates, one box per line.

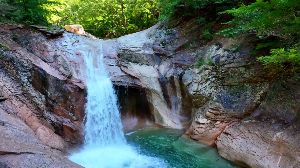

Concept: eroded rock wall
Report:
left=216, top=76, right=300, bottom=168
left=109, top=21, right=300, bottom=167
left=0, top=25, right=85, bottom=167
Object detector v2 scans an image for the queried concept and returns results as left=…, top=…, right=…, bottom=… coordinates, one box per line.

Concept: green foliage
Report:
left=157, top=0, right=246, bottom=47
left=11, top=34, right=18, bottom=42
left=158, top=0, right=244, bottom=20
left=195, top=57, right=214, bottom=68
left=219, top=0, right=300, bottom=39
left=196, top=59, right=206, bottom=68
left=230, top=44, right=242, bottom=52
left=255, top=42, right=278, bottom=50
left=67, top=73, right=72, bottom=79
left=0, top=43, right=9, bottom=50
left=207, top=58, right=214, bottom=66
left=218, top=0, right=300, bottom=73
left=1, top=0, right=160, bottom=37
left=201, top=30, right=213, bottom=40
left=0, top=0, right=57, bottom=25
left=54, top=0, right=160, bottom=37
left=257, top=48, right=300, bottom=68
left=196, top=17, right=206, bottom=24
left=184, top=43, right=190, bottom=50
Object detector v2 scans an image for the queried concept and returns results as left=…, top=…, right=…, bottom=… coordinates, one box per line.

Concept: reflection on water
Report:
left=126, top=126, right=238, bottom=168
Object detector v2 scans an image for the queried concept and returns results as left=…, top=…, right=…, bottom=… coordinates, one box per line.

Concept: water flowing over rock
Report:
left=81, top=47, right=125, bottom=146
left=68, top=43, right=169, bottom=168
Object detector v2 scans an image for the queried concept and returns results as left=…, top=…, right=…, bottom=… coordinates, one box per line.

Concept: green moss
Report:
left=0, top=43, right=9, bottom=50
left=12, top=34, right=18, bottom=42
left=184, top=43, right=190, bottom=50
left=195, top=57, right=214, bottom=68
left=230, top=44, right=242, bottom=52
left=67, top=73, right=72, bottom=79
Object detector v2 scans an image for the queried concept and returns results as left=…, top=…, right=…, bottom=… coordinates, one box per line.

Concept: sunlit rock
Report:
left=65, top=24, right=85, bottom=35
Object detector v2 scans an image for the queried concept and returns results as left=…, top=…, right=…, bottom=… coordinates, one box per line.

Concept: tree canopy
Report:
left=53, top=0, right=160, bottom=37
left=219, top=0, right=300, bottom=73
left=0, top=0, right=299, bottom=73
left=0, top=0, right=160, bottom=37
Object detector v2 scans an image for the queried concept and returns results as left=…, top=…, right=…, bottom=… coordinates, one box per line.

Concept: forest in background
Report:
left=0, top=0, right=160, bottom=37
left=0, top=0, right=299, bottom=75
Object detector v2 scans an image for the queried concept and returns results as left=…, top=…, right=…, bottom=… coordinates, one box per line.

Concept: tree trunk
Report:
left=121, top=0, right=127, bottom=27
left=22, top=0, right=28, bottom=11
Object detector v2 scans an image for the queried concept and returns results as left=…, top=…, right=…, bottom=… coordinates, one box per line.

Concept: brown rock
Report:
left=30, top=25, right=64, bottom=37
left=0, top=108, right=82, bottom=168
left=65, top=24, right=85, bottom=35
left=216, top=122, right=300, bottom=168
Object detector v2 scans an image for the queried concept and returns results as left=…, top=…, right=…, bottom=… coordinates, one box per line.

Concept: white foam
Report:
left=69, top=46, right=169, bottom=168
left=69, top=145, right=169, bottom=168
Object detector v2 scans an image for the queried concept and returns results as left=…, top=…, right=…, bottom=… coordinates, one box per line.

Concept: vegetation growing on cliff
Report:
left=159, top=0, right=300, bottom=74
left=0, top=0, right=299, bottom=72
left=219, top=0, right=300, bottom=73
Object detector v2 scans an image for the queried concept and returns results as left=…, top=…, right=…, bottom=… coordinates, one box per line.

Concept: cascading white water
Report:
left=69, top=46, right=169, bottom=168
left=83, top=47, right=125, bottom=146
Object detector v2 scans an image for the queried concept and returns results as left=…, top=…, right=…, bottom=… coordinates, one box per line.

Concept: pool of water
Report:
left=125, top=126, right=238, bottom=168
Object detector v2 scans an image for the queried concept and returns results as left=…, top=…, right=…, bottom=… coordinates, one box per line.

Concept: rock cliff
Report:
left=0, top=25, right=84, bottom=167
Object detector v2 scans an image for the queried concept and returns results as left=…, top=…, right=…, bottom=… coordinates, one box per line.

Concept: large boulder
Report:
left=182, top=44, right=269, bottom=146
left=216, top=76, right=300, bottom=168
left=0, top=108, right=82, bottom=168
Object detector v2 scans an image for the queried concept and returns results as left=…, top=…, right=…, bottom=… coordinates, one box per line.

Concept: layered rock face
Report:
left=0, top=25, right=85, bottom=167
left=216, top=76, right=300, bottom=168
left=0, top=108, right=82, bottom=168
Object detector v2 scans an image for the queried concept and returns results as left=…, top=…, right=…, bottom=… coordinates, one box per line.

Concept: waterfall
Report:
left=83, top=47, right=125, bottom=146
left=69, top=46, right=169, bottom=168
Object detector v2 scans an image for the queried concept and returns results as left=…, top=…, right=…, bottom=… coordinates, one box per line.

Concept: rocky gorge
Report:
left=0, top=20, right=299, bottom=168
